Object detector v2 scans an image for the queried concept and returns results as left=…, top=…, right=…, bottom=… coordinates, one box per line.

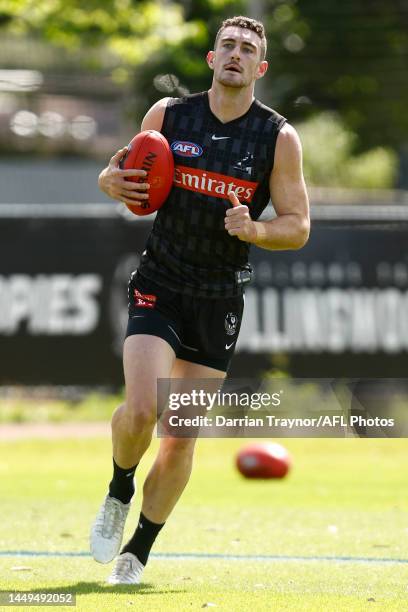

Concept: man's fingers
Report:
left=121, top=194, right=149, bottom=202
left=108, top=149, right=148, bottom=179
left=120, top=181, right=150, bottom=191
left=120, top=198, right=143, bottom=207
left=228, top=191, right=241, bottom=207
left=225, top=223, right=243, bottom=232
left=120, top=189, right=149, bottom=200
left=225, top=204, right=248, bottom=216
left=110, top=167, right=147, bottom=178
left=227, top=228, right=241, bottom=236
left=109, top=147, right=128, bottom=166
left=120, top=169, right=148, bottom=178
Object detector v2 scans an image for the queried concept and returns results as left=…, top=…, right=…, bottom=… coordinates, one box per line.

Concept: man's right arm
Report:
left=98, top=97, right=170, bottom=206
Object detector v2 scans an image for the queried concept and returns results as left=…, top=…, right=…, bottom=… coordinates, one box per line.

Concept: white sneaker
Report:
left=107, top=552, right=145, bottom=585
left=90, top=495, right=131, bottom=564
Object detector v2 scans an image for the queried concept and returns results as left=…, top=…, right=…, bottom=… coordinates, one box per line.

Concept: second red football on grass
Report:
left=236, top=442, right=291, bottom=478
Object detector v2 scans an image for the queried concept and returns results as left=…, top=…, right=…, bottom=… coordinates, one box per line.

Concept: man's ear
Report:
left=206, top=50, right=215, bottom=69
left=256, top=60, right=268, bottom=80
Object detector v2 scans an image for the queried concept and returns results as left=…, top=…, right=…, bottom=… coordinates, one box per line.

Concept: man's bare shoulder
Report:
left=274, top=122, right=303, bottom=166
left=151, top=97, right=172, bottom=112
left=277, top=122, right=302, bottom=147
left=141, top=97, right=171, bottom=131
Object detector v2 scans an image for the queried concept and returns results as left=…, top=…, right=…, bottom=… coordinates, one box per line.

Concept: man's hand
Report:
left=98, top=147, right=150, bottom=207
left=224, top=191, right=257, bottom=242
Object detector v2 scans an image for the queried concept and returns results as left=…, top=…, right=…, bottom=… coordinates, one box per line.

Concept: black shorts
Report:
left=126, top=272, right=244, bottom=372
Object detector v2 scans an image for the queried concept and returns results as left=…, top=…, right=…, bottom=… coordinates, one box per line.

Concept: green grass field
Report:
left=0, top=433, right=407, bottom=611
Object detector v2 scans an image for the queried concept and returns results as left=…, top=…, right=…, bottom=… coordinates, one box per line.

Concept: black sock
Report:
left=121, top=512, right=165, bottom=565
left=108, top=457, right=138, bottom=505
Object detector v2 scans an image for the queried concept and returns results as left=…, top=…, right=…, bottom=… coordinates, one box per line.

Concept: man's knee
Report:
left=114, top=397, right=157, bottom=437
left=161, top=437, right=197, bottom=460
left=129, top=401, right=157, bottom=436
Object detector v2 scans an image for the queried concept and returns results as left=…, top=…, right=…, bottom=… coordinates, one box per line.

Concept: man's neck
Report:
left=207, top=84, right=255, bottom=124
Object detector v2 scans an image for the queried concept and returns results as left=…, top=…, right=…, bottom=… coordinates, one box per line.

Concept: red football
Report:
left=236, top=442, right=291, bottom=479
left=120, top=129, right=174, bottom=216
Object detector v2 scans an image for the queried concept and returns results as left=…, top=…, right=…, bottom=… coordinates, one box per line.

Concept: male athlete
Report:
left=90, top=16, right=309, bottom=584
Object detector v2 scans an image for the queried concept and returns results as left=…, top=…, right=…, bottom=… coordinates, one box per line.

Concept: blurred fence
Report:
left=0, top=202, right=408, bottom=385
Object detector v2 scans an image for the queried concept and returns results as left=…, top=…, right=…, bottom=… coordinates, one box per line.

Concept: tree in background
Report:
left=0, top=0, right=243, bottom=135
left=0, top=0, right=242, bottom=158
left=1, top=0, right=405, bottom=150
left=132, top=0, right=404, bottom=187
left=297, top=112, right=397, bottom=189
left=0, top=0, right=196, bottom=64
left=0, top=0, right=406, bottom=187
left=0, top=0, right=242, bottom=79
left=260, top=0, right=407, bottom=184
left=116, top=0, right=246, bottom=122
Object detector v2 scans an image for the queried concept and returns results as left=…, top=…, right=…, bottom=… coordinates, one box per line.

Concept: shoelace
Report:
left=98, top=499, right=124, bottom=538
left=111, top=557, right=137, bottom=581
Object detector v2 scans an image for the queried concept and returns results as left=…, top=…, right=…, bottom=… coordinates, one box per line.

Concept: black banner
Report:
left=0, top=204, right=407, bottom=384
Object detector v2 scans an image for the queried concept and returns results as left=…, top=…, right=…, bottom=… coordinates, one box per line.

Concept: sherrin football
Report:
left=236, top=442, right=291, bottom=479
left=120, top=129, right=174, bottom=216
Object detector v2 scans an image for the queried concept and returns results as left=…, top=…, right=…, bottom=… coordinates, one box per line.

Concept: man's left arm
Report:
left=224, top=123, right=310, bottom=250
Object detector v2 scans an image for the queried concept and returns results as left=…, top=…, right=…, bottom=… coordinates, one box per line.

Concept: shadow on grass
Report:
left=0, top=582, right=186, bottom=595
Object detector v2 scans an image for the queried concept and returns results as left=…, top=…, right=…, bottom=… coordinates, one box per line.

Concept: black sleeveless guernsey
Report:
left=138, top=92, right=286, bottom=298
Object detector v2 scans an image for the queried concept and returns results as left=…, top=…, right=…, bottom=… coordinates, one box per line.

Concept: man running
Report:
left=90, top=15, right=310, bottom=585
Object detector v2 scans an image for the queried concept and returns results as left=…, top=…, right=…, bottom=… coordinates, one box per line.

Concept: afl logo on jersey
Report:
left=171, top=141, right=203, bottom=157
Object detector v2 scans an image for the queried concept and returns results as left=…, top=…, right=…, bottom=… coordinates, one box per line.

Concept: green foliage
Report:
left=0, top=0, right=241, bottom=64
left=346, top=147, right=398, bottom=190
left=0, top=0, right=197, bottom=63
left=129, top=0, right=246, bottom=121
left=297, top=112, right=397, bottom=188
left=1, top=0, right=406, bottom=155
left=262, top=0, right=408, bottom=151
left=0, top=0, right=245, bottom=123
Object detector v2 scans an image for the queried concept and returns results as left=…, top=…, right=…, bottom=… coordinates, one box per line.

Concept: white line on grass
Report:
left=0, top=551, right=407, bottom=565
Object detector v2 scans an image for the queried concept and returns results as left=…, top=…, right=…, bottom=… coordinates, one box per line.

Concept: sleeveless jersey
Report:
left=138, top=91, right=286, bottom=298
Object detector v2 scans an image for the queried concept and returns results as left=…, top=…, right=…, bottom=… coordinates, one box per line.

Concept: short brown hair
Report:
left=214, top=16, right=267, bottom=61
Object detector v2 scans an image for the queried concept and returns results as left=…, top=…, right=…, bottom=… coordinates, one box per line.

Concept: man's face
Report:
left=207, top=26, right=268, bottom=89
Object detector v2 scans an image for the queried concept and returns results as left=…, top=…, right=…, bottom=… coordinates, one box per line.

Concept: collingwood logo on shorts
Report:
left=225, top=312, right=238, bottom=336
